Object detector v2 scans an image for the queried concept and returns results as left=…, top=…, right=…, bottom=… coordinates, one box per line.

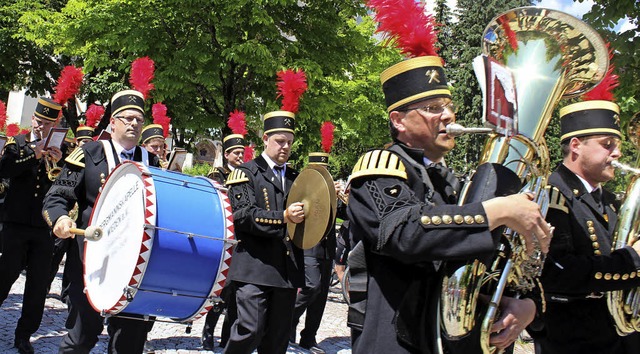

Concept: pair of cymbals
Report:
left=286, top=165, right=337, bottom=249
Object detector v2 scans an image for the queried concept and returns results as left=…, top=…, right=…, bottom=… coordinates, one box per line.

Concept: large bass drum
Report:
left=84, top=161, right=235, bottom=322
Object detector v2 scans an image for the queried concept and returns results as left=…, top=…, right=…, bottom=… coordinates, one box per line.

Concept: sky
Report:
left=427, top=0, right=636, bottom=33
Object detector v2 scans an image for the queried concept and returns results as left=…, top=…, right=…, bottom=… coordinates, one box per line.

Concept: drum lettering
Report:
left=99, top=182, right=141, bottom=231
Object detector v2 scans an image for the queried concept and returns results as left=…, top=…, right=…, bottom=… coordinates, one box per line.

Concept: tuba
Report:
left=607, top=113, right=640, bottom=335
left=439, top=7, right=609, bottom=354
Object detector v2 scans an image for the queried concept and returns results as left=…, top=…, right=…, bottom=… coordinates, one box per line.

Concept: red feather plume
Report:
left=583, top=46, right=618, bottom=101
left=130, top=57, right=155, bottom=99
left=320, top=121, right=335, bottom=153
left=6, top=123, right=20, bottom=137
left=276, top=69, right=308, bottom=113
left=152, top=102, right=171, bottom=138
left=367, top=0, right=439, bottom=57
left=243, top=144, right=255, bottom=163
left=53, top=66, right=84, bottom=105
left=228, top=110, right=247, bottom=136
left=0, top=100, right=7, bottom=131
left=85, top=104, right=105, bottom=128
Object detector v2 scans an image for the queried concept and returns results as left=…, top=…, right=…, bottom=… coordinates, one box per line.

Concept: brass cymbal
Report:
left=307, top=164, right=337, bottom=238
left=286, top=166, right=334, bottom=249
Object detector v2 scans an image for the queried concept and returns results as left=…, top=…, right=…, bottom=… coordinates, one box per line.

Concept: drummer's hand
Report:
left=285, top=202, right=305, bottom=224
left=53, top=216, right=76, bottom=239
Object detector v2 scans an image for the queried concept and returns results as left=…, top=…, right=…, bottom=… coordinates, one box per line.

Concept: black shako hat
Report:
left=140, top=124, right=163, bottom=145
left=381, top=56, right=452, bottom=113
left=308, top=152, right=329, bottom=166
left=35, top=98, right=62, bottom=122
left=223, top=134, right=245, bottom=152
left=263, top=110, right=295, bottom=135
left=111, top=89, right=145, bottom=117
left=560, top=100, right=621, bottom=143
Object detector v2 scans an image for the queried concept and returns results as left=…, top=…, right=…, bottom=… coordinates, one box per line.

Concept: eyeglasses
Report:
left=400, top=102, right=458, bottom=115
left=115, top=115, right=144, bottom=125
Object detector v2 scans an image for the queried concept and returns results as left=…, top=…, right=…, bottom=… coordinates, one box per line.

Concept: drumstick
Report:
left=69, top=226, right=103, bottom=241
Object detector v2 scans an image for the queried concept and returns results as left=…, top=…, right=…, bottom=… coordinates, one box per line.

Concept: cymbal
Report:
left=308, top=165, right=337, bottom=239
left=286, top=166, right=334, bottom=249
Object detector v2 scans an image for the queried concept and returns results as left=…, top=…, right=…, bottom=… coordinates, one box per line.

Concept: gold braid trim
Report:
left=350, top=150, right=407, bottom=181
left=65, top=147, right=85, bottom=168
left=226, top=169, right=249, bottom=185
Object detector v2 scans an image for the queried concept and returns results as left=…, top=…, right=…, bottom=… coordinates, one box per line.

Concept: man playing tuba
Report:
left=531, top=98, right=640, bottom=353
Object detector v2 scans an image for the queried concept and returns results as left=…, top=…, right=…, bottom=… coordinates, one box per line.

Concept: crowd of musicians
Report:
left=2, top=3, right=640, bottom=354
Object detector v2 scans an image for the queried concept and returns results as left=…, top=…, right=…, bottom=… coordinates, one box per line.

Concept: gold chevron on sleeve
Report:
left=350, top=150, right=407, bottom=181
left=226, top=169, right=249, bottom=185
left=5, top=137, right=16, bottom=146
left=64, top=147, right=85, bottom=168
left=548, top=186, right=568, bottom=214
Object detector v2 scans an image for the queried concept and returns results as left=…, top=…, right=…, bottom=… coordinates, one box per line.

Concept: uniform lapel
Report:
left=255, top=155, right=284, bottom=192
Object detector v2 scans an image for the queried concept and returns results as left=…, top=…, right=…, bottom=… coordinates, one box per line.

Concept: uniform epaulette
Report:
left=548, top=186, right=569, bottom=214
left=5, top=137, right=16, bottom=146
left=65, top=147, right=85, bottom=168
left=350, top=150, right=407, bottom=181
left=226, top=169, right=249, bottom=185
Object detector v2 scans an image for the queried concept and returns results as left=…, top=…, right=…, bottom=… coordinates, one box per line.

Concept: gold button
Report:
left=268, top=219, right=273, bottom=224
left=622, top=274, right=629, bottom=280
left=421, top=216, right=431, bottom=225
left=474, top=215, right=485, bottom=224
left=573, top=189, right=579, bottom=196
left=285, top=236, right=290, bottom=242
left=431, top=216, right=442, bottom=225
left=442, top=215, right=452, bottom=225
left=586, top=220, right=594, bottom=227
left=594, top=250, right=602, bottom=255
left=637, top=270, right=640, bottom=277
left=286, top=251, right=290, bottom=255
left=34, top=193, right=38, bottom=197
left=594, top=272, right=603, bottom=280
left=589, top=235, right=598, bottom=242
left=592, top=242, right=600, bottom=249
left=588, top=227, right=595, bottom=234
left=36, top=185, right=40, bottom=188
left=277, top=220, right=282, bottom=224
left=613, top=273, right=621, bottom=281
left=255, top=218, right=260, bottom=222
left=464, top=215, right=474, bottom=224
left=631, top=272, right=637, bottom=279
left=260, top=218, right=266, bottom=223
left=454, top=215, right=464, bottom=224
left=604, top=273, right=612, bottom=280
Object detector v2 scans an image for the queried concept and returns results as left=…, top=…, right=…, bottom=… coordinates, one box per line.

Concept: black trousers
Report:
left=59, top=238, right=153, bottom=354
left=0, top=223, right=53, bottom=339
left=223, top=282, right=297, bottom=354
left=291, top=256, right=332, bottom=345
left=202, top=283, right=235, bottom=347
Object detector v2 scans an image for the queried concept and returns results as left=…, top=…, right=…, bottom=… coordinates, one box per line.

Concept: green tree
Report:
left=18, top=0, right=386, bottom=173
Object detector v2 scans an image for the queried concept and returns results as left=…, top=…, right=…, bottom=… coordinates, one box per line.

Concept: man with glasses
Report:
left=0, top=98, right=63, bottom=354
left=346, top=55, right=552, bottom=353
left=43, top=89, right=159, bottom=353
left=531, top=101, right=640, bottom=354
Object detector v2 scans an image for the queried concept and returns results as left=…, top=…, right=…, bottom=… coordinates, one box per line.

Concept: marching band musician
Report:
left=207, top=134, right=245, bottom=185
left=42, top=89, right=160, bottom=354
left=347, top=1, right=551, bottom=353
left=531, top=101, right=640, bottom=354
left=140, top=123, right=168, bottom=168
left=0, top=98, right=63, bottom=354
left=202, top=132, right=245, bottom=350
left=223, top=110, right=305, bottom=354
left=290, top=152, right=346, bottom=354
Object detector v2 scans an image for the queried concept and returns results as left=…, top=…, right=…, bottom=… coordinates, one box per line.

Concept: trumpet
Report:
left=34, top=129, right=62, bottom=181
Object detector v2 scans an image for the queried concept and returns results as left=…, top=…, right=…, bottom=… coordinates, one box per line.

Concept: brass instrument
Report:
left=607, top=114, right=640, bottom=335
left=439, top=7, right=608, bottom=354
left=34, top=129, right=62, bottom=181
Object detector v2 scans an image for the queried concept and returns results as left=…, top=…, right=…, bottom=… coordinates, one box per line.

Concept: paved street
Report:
left=1, top=262, right=533, bottom=353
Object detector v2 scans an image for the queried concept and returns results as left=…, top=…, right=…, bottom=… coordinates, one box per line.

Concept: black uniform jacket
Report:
left=209, top=165, right=231, bottom=186
left=347, top=143, right=496, bottom=354
left=225, top=155, right=304, bottom=288
left=538, top=163, right=640, bottom=354
left=0, top=134, right=56, bottom=228
left=42, top=140, right=159, bottom=238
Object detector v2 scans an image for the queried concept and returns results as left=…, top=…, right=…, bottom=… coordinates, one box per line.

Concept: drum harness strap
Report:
left=100, top=140, right=150, bottom=173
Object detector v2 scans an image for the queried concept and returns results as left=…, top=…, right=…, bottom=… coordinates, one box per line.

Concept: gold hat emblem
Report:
left=129, top=96, right=138, bottom=102
left=43, top=107, right=50, bottom=114
left=425, top=69, right=441, bottom=84
left=614, top=114, right=620, bottom=126
left=284, top=118, right=293, bottom=126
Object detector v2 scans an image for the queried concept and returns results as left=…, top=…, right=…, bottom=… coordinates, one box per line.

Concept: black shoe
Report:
left=202, top=337, right=214, bottom=351
left=14, top=338, right=34, bottom=354
left=299, top=342, right=325, bottom=354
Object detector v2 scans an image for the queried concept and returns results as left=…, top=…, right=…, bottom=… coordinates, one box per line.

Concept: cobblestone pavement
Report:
left=0, top=264, right=533, bottom=353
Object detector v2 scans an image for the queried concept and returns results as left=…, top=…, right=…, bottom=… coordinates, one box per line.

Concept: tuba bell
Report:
left=607, top=112, right=640, bottom=335
left=439, top=7, right=609, bottom=354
